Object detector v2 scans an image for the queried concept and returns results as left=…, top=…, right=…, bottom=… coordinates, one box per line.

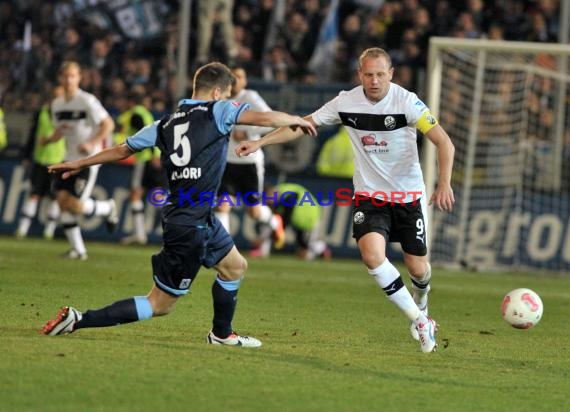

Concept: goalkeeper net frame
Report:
left=425, top=37, right=570, bottom=273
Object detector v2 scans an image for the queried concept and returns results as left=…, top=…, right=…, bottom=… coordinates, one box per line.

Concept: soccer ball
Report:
left=501, top=288, right=543, bottom=329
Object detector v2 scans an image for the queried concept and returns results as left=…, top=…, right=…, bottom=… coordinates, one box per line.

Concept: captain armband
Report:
left=415, top=110, right=439, bottom=134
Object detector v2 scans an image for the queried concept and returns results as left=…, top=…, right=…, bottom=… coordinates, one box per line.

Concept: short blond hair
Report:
left=358, top=48, right=392, bottom=69
left=58, top=60, right=81, bottom=75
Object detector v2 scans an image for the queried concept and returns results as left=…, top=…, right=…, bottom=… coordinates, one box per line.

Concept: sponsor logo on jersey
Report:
left=361, top=134, right=389, bottom=153
left=189, top=106, right=208, bottom=113
left=162, top=111, right=187, bottom=128
left=231, top=100, right=241, bottom=107
left=361, top=133, right=377, bottom=146
left=55, top=110, right=87, bottom=121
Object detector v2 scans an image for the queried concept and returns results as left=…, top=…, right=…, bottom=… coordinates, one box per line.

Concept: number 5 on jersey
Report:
left=170, top=123, right=191, bottom=167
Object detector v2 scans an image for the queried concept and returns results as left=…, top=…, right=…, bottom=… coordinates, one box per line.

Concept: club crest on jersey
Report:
left=354, top=211, right=365, bottom=224
left=231, top=100, right=241, bottom=107
left=384, top=116, right=396, bottom=130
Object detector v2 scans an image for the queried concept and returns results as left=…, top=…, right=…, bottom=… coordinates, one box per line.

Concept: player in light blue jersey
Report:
left=40, top=62, right=316, bottom=347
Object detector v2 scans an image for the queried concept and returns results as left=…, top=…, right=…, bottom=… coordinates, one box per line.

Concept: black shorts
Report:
left=294, top=228, right=311, bottom=249
left=52, top=167, right=93, bottom=198
left=30, top=163, right=54, bottom=197
left=142, top=161, right=168, bottom=191
left=280, top=208, right=312, bottom=249
left=131, top=161, right=168, bottom=191
left=151, top=216, right=234, bottom=297
left=352, top=198, right=427, bottom=256
left=218, top=163, right=262, bottom=204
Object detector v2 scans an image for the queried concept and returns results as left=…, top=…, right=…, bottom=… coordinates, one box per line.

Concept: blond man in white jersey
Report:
left=236, top=48, right=455, bottom=353
left=42, top=61, right=117, bottom=260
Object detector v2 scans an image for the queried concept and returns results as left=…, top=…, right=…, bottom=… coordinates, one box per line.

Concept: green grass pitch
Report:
left=0, top=236, right=568, bottom=411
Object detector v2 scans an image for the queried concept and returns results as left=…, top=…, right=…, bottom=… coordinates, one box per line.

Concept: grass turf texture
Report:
left=0, top=236, right=568, bottom=411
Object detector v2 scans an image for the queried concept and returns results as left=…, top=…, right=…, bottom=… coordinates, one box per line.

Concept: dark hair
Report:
left=127, top=89, right=145, bottom=104
left=193, top=62, right=235, bottom=93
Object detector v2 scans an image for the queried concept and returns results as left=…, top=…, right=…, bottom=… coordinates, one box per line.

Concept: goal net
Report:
left=425, top=38, right=570, bottom=273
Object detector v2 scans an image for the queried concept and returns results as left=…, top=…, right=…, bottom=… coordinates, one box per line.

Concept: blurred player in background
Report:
left=260, top=182, right=331, bottom=260
left=236, top=48, right=455, bottom=353
left=0, top=106, right=6, bottom=151
left=15, top=86, right=66, bottom=240
left=116, top=89, right=165, bottom=245
left=42, top=61, right=118, bottom=260
left=215, top=66, right=284, bottom=253
left=40, top=62, right=317, bottom=347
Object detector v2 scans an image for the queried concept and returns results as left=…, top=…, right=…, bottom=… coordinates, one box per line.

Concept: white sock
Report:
left=17, top=198, right=39, bottom=235
left=43, top=220, right=57, bottom=238
left=131, top=200, right=144, bottom=214
left=61, top=212, right=86, bottom=255
left=17, top=216, right=32, bottom=237
left=131, top=201, right=146, bottom=239
left=69, top=226, right=87, bottom=255
left=22, top=197, right=39, bottom=217
left=82, top=198, right=112, bottom=217
left=269, top=214, right=280, bottom=230
left=257, top=205, right=273, bottom=225
left=44, top=201, right=60, bottom=238
left=410, top=262, right=432, bottom=311
left=215, top=211, right=230, bottom=232
left=47, top=200, right=60, bottom=221
left=368, top=259, right=421, bottom=322
left=307, top=240, right=327, bottom=260
left=259, top=238, right=271, bottom=256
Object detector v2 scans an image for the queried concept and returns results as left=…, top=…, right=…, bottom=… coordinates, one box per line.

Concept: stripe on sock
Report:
left=134, top=296, right=153, bottom=320
left=410, top=277, right=429, bottom=289
left=215, top=276, right=241, bottom=291
left=382, top=276, right=405, bottom=296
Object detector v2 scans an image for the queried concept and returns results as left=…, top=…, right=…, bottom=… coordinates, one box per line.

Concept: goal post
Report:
left=425, top=37, right=570, bottom=273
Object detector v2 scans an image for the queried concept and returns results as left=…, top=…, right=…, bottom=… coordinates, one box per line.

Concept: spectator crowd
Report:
left=0, top=0, right=562, bottom=119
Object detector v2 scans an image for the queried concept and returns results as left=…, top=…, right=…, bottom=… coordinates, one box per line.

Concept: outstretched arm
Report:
left=48, top=143, right=134, bottom=179
left=425, top=124, right=455, bottom=212
left=238, top=110, right=316, bottom=135
left=235, top=114, right=317, bottom=157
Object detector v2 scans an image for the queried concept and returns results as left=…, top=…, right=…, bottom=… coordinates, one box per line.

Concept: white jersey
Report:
left=51, top=89, right=110, bottom=161
left=312, top=83, right=429, bottom=203
left=227, top=88, right=272, bottom=165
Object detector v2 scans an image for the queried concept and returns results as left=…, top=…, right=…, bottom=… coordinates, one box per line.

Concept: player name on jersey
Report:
left=171, top=167, right=202, bottom=181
